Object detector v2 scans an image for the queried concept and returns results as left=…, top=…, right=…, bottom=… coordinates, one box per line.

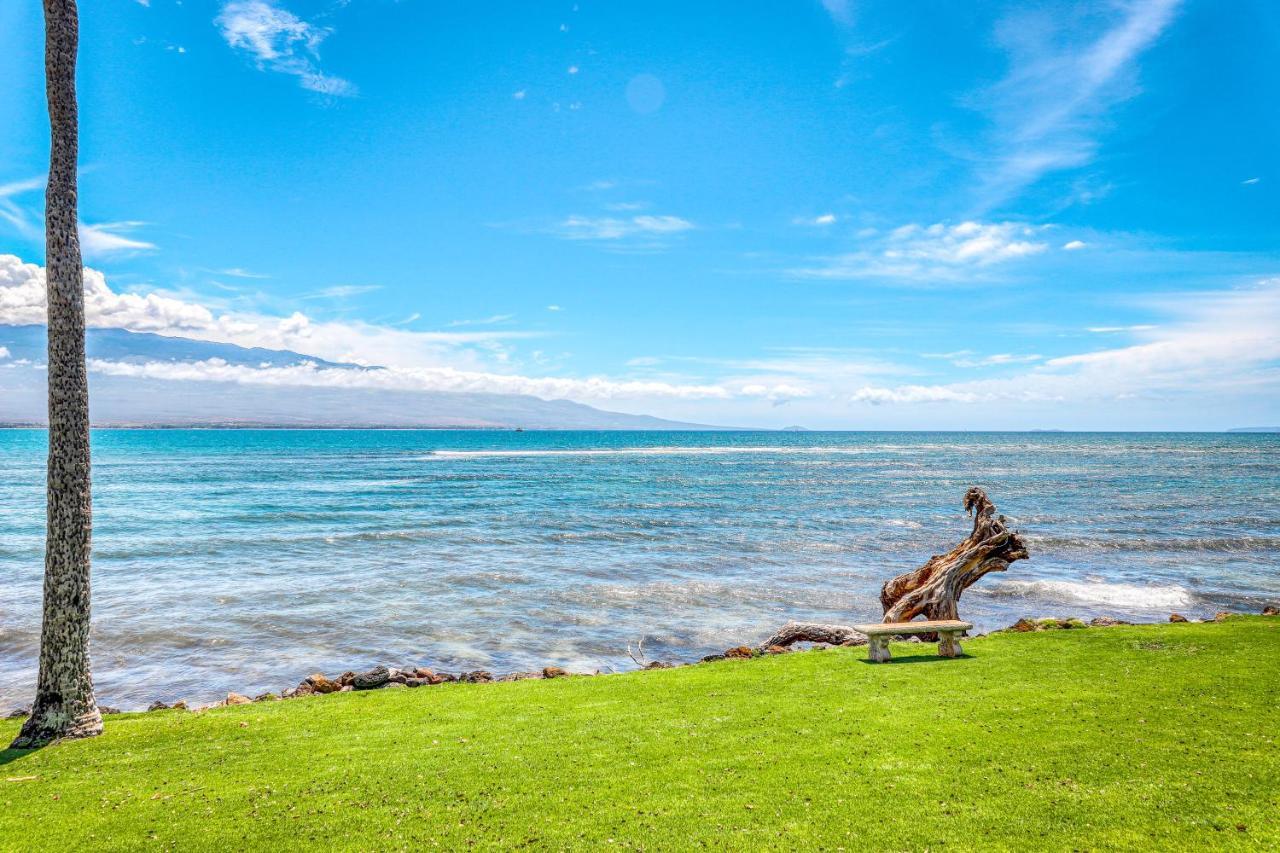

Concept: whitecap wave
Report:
left=983, top=579, right=1192, bottom=609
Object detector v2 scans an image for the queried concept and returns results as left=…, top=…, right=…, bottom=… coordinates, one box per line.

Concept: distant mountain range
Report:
left=0, top=325, right=726, bottom=430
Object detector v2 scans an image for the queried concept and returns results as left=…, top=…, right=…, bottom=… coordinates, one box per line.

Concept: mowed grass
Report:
left=2, top=619, right=1278, bottom=850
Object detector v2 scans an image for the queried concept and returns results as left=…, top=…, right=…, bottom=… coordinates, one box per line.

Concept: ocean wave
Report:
left=982, top=579, right=1192, bottom=609
left=1027, top=534, right=1280, bottom=553
left=418, top=446, right=895, bottom=460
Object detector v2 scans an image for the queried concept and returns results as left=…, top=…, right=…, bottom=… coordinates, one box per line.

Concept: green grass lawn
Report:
left=2, top=619, right=1277, bottom=850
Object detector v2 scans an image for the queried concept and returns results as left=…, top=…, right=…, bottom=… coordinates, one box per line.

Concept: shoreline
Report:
left=7, top=607, right=1276, bottom=718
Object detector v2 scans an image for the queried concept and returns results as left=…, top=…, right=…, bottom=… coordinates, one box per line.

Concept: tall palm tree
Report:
left=11, top=0, right=102, bottom=749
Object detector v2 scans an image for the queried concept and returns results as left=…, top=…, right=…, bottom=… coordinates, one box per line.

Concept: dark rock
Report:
left=387, top=669, right=409, bottom=684
left=700, top=654, right=725, bottom=663
left=644, top=661, right=674, bottom=669
left=839, top=637, right=868, bottom=647
left=1007, top=618, right=1038, bottom=632
left=99, top=706, right=122, bottom=716
left=353, top=665, right=391, bottom=690
left=404, top=677, right=428, bottom=688
left=253, top=692, right=279, bottom=703
left=5, top=707, right=30, bottom=720
left=171, top=700, right=189, bottom=711
left=460, top=670, right=493, bottom=683
left=723, top=645, right=755, bottom=659
left=1262, top=605, right=1278, bottom=616
left=337, top=671, right=357, bottom=687
left=1089, top=616, right=1121, bottom=627
left=542, top=666, right=568, bottom=679
left=1169, top=613, right=1189, bottom=623
left=147, top=701, right=170, bottom=712
left=305, top=673, right=341, bottom=694
left=427, top=672, right=454, bottom=685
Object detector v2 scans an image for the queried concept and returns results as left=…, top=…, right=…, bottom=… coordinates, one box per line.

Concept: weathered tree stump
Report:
left=880, top=487, right=1028, bottom=625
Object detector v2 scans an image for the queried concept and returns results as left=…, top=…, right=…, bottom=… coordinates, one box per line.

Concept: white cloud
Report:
left=1242, top=177, right=1260, bottom=186
left=0, top=254, right=530, bottom=369
left=215, top=0, right=356, bottom=96
left=792, top=220, right=1049, bottom=281
left=0, top=254, right=812, bottom=406
left=972, top=0, right=1181, bottom=208
left=85, top=357, right=743, bottom=402
left=556, top=214, right=695, bottom=242
left=513, top=90, right=526, bottom=100
left=851, top=278, right=1280, bottom=405
left=78, top=222, right=157, bottom=257
left=795, top=213, right=837, bottom=226
left=567, top=65, right=579, bottom=75
left=546, top=304, right=562, bottom=312
left=1062, top=240, right=1087, bottom=251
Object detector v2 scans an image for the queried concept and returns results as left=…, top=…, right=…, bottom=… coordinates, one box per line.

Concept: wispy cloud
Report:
left=792, top=220, right=1051, bottom=281
left=302, top=284, right=382, bottom=300
left=971, top=0, right=1181, bottom=209
left=555, top=214, right=695, bottom=244
left=78, top=222, right=157, bottom=257
left=819, top=0, right=854, bottom=27
left=215, top=0, right=356, bottom=97
left=447, top=314, right=515, bottom=328
left=852, top=278, right=1280, bottom=405
left=0, top=176, right=45, bottom=238
left=794, top=213, right=837, bottom=227
left=211, top=267, right=271, bottom=279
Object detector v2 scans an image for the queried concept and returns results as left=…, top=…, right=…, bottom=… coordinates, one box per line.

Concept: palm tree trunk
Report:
left=11, top=0, right=102, bottom=749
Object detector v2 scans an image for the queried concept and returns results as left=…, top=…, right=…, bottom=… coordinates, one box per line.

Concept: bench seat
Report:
left=851, top=620, right=973, bottom=662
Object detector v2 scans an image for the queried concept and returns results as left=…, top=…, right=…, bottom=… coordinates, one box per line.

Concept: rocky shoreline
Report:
left=6, top=606, right=1277, bottom=720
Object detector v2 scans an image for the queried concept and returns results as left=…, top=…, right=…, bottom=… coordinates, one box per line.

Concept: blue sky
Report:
left=1, top=0, right=1278, bottom=429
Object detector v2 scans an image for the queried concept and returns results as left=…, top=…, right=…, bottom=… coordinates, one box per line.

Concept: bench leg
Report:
left=937, top=631, right=963, bottom=658
left=868, top=635, right=891, bottom=663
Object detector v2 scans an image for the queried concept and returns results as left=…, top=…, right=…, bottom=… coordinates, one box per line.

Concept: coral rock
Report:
left=542, top=666, right=568, bottom=679
left=724, top=646, right=755, bottom=659
left=225, top=693, right=252, bottom=706
left=305, top=673, right=341, bottom=694
left=1169, top=613, right=1189, bottom=623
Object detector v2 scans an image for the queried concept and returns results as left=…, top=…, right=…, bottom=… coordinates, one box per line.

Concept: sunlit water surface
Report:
left=1, top=429, right=1276, bottom=709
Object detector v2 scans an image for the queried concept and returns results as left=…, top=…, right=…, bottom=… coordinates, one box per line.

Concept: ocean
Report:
left=1, top=429, right=1277, bottom=710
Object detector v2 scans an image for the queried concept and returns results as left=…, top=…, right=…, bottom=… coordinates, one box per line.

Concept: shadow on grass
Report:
left=859, top=654, right=975, bottom=665
left=0, top=747, right=38, bottom=767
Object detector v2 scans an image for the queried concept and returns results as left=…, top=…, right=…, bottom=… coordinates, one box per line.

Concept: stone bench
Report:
left=852, top=620, right=973, bottom=662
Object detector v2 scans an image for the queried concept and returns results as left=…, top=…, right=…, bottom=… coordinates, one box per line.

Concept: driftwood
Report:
left=756, top=488, right=1026, bottom=650
left=757, top=622, right=867, bottom=650
left=880, top=487, right=1028, bottom=623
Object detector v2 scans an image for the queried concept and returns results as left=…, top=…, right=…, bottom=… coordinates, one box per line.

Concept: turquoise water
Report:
left=1, top=429, right=1277, bottom=709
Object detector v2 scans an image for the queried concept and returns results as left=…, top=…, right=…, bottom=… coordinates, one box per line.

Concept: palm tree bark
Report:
left=12, top=0, right=102, bottom=749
